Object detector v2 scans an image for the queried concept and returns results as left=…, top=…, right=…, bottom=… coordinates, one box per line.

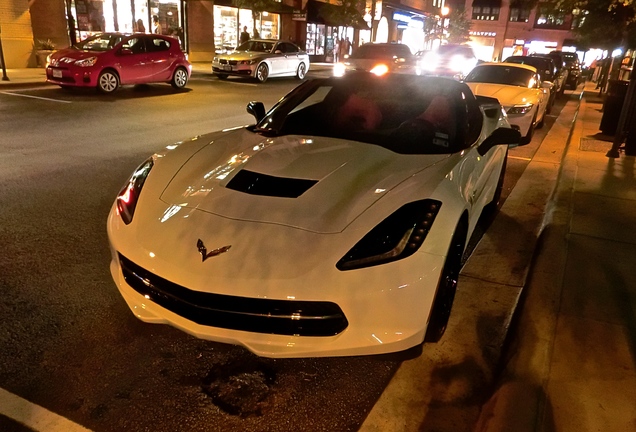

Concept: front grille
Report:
left=219, top=59, right=239, bottom=65
left=119, top=254, right=348, bottom=336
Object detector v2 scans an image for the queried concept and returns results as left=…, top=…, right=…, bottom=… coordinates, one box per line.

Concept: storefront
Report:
left=390, top=11, right=425, bottom=54
left=68, top=0, right=185, bottom=42
left=213, top=0, right=282, bottom=53
left=305, top=0, right=368, bottom=62
left=469, top=31, right=497, bottom=61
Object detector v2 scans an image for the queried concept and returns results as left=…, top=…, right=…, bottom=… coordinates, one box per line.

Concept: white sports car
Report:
left=464, top=62, right=551, bottom=144
left=107, top=73, right=522, bottom=358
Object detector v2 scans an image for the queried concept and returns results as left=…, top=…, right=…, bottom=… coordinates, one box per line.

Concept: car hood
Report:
left=160, top=129, right=448, bottom=234
left=50, top=47, right=106, bottom=61
left=218, top=51, right=268, bottom=61
left=465, top=83, right=538, bottom=106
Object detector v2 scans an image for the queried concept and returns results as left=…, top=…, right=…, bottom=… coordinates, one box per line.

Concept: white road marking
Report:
left=508, top=155, right=533, bottom=161
left=0, top=388, right=91, bottom=432
left=0, top=91, right=71, bottom=103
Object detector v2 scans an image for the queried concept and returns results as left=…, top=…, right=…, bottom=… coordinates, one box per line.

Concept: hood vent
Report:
left=226, top=169, right=318, bottom=198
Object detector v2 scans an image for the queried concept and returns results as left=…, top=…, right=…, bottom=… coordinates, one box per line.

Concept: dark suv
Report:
left=548, top=51, right=582, bottom=89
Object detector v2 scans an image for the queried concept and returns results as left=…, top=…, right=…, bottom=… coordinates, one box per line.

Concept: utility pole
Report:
left=0, top=24, right=9, bottom=81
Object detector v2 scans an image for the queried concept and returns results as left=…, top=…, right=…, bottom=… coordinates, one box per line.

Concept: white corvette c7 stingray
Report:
left=107, top=72, right=522, bottom=358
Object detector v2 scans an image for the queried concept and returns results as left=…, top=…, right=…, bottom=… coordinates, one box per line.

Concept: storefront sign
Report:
left=470, top=31, right=497, bottom=37
left=293, top=10, right=307, bottom=21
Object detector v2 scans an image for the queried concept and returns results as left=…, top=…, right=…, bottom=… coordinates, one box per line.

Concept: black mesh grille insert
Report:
left=225, top=170, right=318, bottom=198
left=119, top=254, right=348, bottom=336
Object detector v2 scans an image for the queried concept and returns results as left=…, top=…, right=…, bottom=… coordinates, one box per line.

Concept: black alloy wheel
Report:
left=424, top=222, right=467, bottom=343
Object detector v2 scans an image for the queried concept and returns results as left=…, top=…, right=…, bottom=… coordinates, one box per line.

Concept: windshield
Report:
left=235, top=40, right=274, bottom=53
left=75, top=34, right=124, bottom=51
left=254, top=74, right=472, bottom=155
left=437, top=45, right=474, bottom=58
left=350, top=44, right=412, bottom=60
left=465, top=65, right=536, bottom=87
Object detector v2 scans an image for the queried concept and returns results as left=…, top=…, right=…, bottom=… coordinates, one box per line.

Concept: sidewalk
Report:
left=476, top=81, right=636, bottom=431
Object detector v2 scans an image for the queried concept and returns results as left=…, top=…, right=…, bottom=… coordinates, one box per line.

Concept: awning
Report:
left=471, top=0, right=502, bottom=7
left=212, top=0, right=295, bottom=14
left=306, top=0, right=370, bottom=30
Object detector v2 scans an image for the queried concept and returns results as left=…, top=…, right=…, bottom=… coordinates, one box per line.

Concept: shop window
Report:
left=472, top=6, right=500, bottom=21
left=535, top=6, right=566, bottom=28
left=509, top=8, right=530, bottom=22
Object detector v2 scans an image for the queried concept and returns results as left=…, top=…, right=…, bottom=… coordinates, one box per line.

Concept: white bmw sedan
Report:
left=464, top=62, right=551, bottom=143
left=107, top=73, right=522, bottom=358
left=212, top=39, right=309, bottom=83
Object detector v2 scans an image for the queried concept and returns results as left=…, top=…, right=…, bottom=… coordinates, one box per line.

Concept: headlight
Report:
left=74, top=56, right=97, bottom=67
left=370, top=63, right=389, bottom=76
left=508, top=104, right=534, bottom=115
left=422, top=52, right=440, bottom=71
left=336, top=200, right=442, bottom=271
left=116, top=158, right=154, bottom=225
left=334, top=62, right=346, bottom=77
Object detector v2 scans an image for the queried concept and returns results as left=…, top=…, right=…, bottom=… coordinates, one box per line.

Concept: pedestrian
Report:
left=135, top=19, right=145, bottom=33
left=339, top=37, right=351, bottom=60
left=152, top=15, right=162, bottom=34
left=240, top=26, right=250, bottom=45
left=333, top=37, right=340, bottom=62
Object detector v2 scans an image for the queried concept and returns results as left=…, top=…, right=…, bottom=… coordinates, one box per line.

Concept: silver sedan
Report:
left=212, top=39, right=310, bottom=83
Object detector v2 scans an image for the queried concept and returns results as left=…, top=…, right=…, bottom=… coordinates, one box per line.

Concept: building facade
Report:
left=2, top=0, right=450, bottom=68
left=458, top=0, right=589, bottom=62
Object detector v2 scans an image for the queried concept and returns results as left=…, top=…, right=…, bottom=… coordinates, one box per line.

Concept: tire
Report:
left=296, top=62, right=306, bottom=80
left=484, top=149, right=507, bottom=215
left=424, top=222, right=467, bottom=343
left=97, top=70, right=119, bottom=94
left=255, top=63, right=269, bottom=83
left=216, top=74, right=228, bottom=80
left=171, top=67, right=188, bottom=89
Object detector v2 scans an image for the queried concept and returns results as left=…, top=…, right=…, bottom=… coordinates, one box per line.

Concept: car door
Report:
left=145, top=36, right=173, bottom=81
left=270, top=42, right=289, bottom=75
left=117, top=36, right=153, bottom=84
left=281, top=42, right=301, bottom=74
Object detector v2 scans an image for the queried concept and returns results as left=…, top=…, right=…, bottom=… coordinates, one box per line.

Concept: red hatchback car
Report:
left=46, top=32, right=191, bottom=93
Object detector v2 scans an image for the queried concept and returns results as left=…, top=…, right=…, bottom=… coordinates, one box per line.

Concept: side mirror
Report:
left=246, top=101, right=266, bottom=123
left=541, top=81, right=553, bottom=89
left=119, top=48, right=133, bottom=56
left=478, top=127, right=522, bottom=156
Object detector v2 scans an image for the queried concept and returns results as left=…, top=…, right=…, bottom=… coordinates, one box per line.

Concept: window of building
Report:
left=509, top=8, right=530, bottom=22
left=535, top=6, right=566, bottom=28
left=571, top=9, right=587, bottom=29
left=472, top=6, right=500, bottom=21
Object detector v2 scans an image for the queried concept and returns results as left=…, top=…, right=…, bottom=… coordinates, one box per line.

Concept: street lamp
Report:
left=440, top=6, right=450, bottom=44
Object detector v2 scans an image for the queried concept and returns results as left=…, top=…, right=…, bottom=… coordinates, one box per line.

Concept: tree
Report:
left=447, top=7, right=472, bottom=44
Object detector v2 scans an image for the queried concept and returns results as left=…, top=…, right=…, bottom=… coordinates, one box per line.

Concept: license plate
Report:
left=223, top=65, right=232, bottom=71
left=52, top=69, right=62, bottom=78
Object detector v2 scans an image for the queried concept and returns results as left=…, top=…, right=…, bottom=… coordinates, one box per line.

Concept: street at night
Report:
left=0, top=68, right=590, bottom=432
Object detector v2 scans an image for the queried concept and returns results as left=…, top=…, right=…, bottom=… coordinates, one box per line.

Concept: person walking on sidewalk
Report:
left=240, top=26, right=250, bottom=45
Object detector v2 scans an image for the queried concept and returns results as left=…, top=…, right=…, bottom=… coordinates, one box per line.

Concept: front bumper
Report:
left=46, top=65, right=100, bottom=87
left=212, top=61, right=256, bottom=77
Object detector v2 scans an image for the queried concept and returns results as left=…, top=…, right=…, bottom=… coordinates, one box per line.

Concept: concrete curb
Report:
left=359, top=90, right=584, bottom=432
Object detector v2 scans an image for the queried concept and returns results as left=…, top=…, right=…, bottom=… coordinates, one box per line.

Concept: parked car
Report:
left=532, top=53, right=570, bottom=92
left=416, top=44, right=479, bottom=80
left=503, top=55, right=562, bottom=112
left=107, top=72, right=522, bottom=358
left=46, top=32, right=191, bottom=93
left=212, top=39, right=309, bottom=83
left=550, top=50, right=583, bottom=89
left=334, top=43, right=416, bottom=76
left=464, top=62, right=550, bottom=143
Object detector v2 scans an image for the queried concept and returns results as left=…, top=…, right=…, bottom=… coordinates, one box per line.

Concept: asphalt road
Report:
left=0, top=73, right=570, bottom=432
